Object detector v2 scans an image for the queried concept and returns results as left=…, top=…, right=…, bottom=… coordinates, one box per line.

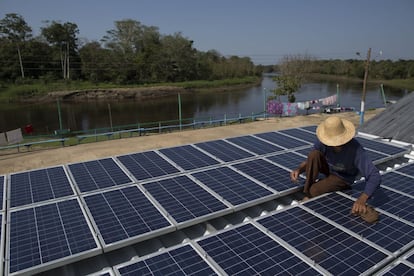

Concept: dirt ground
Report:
left=0, top=109, right=383, bottom=175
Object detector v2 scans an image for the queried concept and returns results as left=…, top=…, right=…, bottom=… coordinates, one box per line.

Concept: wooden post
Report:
left=360, top=48, right=371, bottom=125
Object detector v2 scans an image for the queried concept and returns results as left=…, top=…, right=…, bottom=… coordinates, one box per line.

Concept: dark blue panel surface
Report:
left=380, top=172, right=414, bottom=196
left=257, top=207, right=388, bottom=275
left=10, top=166, right=73, bottom=207
left=195, top=140, right=253, bottom=162
left=380, top=262, right=414, bottom=275
left=144, top=176, right=228, bottom=223
left=117, top=244, right=217, bottom=275
left=117, top=151, right=179, bottom=180
left=295, top=147, right=313, bottom=157
left=300, top=125, right=317, bottom=132
left=198, top=223, right=321, bottom=275
left=232, top=159, right=301, bottom=192
left=84, top=186, right=172, bottom=245
left=304, top=193, right=414, bottom=253
left=226, top=135, right=284, bottom=155
left=395, top=163, right=414, bottom=177
left=9, top=199, right=98, bottom=274
left=255, top=131, right=311, bottom=149
left=365, top=149, right=389, bottom=163
left=343, top=181, right=414, bottom=224
left=159, top=145, right=220, bottom=170
left=355, top=137, right=409, bottom=156
left=279, top=128, right=317, bottom=143
left=266, top=152, right=307, bottom=171
left=69, top=158, right=131, bottom=193
left=192, top=167, right=273, bottom=206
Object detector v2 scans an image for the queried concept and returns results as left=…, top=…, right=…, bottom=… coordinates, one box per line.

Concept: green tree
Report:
left=273, top=75, right=300, bottom=102
left=0, top=13, right=32, bottom=78
left=41, top=21, right=79, bottom=79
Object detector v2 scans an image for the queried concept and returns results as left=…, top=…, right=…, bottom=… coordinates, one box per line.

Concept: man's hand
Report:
left=352, top=193, right=369, bottom=214
left=290, top=169, right=300, bottom=183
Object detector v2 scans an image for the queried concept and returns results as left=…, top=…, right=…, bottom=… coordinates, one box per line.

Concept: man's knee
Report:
left=307, top=149, right=323, bottom=160
left=309, top=184, right=324, bottom=198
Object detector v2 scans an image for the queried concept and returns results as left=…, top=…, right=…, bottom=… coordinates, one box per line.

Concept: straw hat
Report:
left=316, top=116, right=355, bottom=146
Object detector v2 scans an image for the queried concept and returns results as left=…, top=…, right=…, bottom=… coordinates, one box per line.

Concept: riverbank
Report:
left=0, top=109, right=383, bottom=174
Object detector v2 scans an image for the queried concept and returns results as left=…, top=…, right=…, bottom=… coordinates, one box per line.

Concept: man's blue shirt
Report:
left=313, top=138, right=381, bottom=197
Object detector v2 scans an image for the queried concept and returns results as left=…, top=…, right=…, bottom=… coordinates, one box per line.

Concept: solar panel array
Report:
left=2, top=125, right=412, bottom=275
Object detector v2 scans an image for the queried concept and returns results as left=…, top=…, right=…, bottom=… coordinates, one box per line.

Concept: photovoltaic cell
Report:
left=10, top=166, right=74, bottom=208
left=303, top=193, right=414, bottom=254
left=197, top=223, right=321, bottom=275
left=378, top=262, right=414, bottom=275
left=355, top=137, right=409, bottom=156
left=116, top=244, right=217, bottom=276
left=300, top=125, right=317, bottom=132
left=254, top=131, right=311, bottom=149
left=194, top=140, right=253, bottom=162
left=84, top=186, right=172, bottom=246
left=257, top=207, right=389, bottom=275
left=279, top=128, right=317, bottom=143
left=266, top=151, right=307, bottom=171
left=380, top=172, right=414, bottom=197
left=343, top=181, right=414, bottom=224
left=395, top=163, right=414, bottom=177
left=117, top=151, right=180, bottom=180
left=8, top=199, right=99, bottom=275
left=159, top=145, right=220, bottom=170
left=226, top=135, right=284, bottom=155
left=68, top=158, right=132, bottom=193
left=365, top=148, right=389, bottom=163
left=232, top=159, right=301, bottom=192
left=144, top=175, right=229, bottom=223
left=191, top=167, right=273, bottom=206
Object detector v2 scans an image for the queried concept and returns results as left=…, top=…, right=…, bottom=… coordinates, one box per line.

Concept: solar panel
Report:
left=256, top=206, right=391, bottom=275
left=294, top=146, right=313, bottom=157
left=191, top=167, right=274, bottom=208
left=395, top=162, right=414, bottom=177
left=341, top=181, right=414, bottom=224
left=379, top=172, right=414, bottom=197
left=266, top=151, right=307, bottom=171
left=144, top=175, right=230, bottom=225
left=115, top=244, right=218, bottom=275
left=194, top=139, right=253, bottom=162
left=0, top=175, right=4, bottom=211
left=365, top=148, right=390, bottom=163
left=300, top=125, right=317, bottom=132
left=279, top=128, right=317, bottom=143
left=7, top=198, right=100, bottom=275
left=117, top=151, right=180, bottom=181
left=0, top=212, right=4, bottom=276
left=197, top=223, right=323, bottom=275
left=376, top=261, right=414, bottom=275
left=355, top=136, right=409, bottom=156
left=83, top=185, right=173, bottom=250
left=226, top=135, right=285, bottom=155
left=232, top=159, right=302, bottom=193
left=254, top=131, right=311, bottom=149
left=9, top=166, right=74, bottom=208
left=68, top=158, right=132, bottom=193
left=159, top=145, right=220, bottom=170
left=303, top=193, right=414, bottom=254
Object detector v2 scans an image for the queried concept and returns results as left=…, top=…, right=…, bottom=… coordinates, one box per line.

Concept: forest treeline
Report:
left=0, top=14, right=259, bottom=85
left=1, top=13, right=413, bottom=87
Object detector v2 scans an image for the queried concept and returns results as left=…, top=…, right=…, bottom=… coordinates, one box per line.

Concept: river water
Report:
left=0, top=76, right=407, bottom=134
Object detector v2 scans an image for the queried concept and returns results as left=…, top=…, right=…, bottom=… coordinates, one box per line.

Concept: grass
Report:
left=0, top=77, right=261, bottom=102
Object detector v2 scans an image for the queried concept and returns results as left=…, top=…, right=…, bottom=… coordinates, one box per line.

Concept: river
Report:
left=0, top=76, right=407, bottom=135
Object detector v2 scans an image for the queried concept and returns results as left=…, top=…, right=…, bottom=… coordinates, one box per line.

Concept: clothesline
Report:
left=267, top=94, right=338, bottom=116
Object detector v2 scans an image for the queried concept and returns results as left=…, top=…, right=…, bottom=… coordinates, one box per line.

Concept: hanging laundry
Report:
left=282, top=102, right=298, bottom=116
left=266, top=100, right=283, bottom=114
left=320, top=94, right=337, bottom=105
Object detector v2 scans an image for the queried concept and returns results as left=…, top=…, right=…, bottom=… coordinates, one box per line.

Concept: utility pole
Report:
left=360, top=47, right=371, bottom=126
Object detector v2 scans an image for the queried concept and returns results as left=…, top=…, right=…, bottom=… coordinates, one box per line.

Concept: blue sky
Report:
left=1, top=0, right=413, bottom=64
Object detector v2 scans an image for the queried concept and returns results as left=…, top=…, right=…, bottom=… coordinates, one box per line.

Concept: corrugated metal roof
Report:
left=359, top=92, right=414, bottom=144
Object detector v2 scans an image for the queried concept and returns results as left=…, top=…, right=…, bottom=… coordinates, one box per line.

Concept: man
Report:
left=290, top=116, right=381, bottom=223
